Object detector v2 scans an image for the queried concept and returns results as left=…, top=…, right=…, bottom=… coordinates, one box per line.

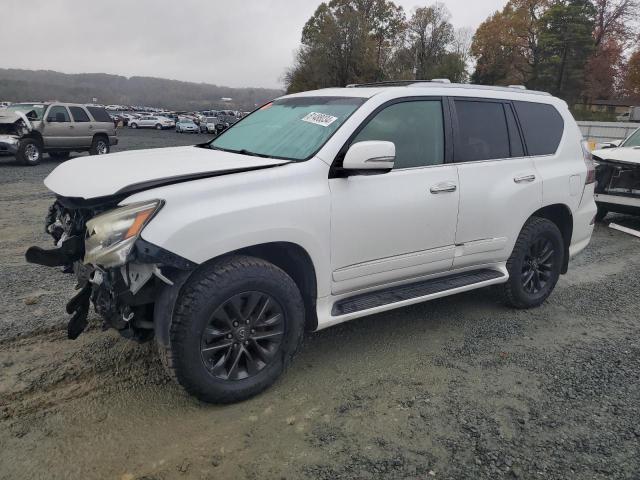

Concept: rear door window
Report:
left=86, top=106, right=112, bottom=123
left=454, top=100, right=510, bottom=162
left=69, top=106, right=90, bottom=122
left=352, top=100, right=445, bottom=169
left=513, top=101, right=564, bottom=155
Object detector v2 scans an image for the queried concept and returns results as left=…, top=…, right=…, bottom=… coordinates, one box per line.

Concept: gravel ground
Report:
left=0, top=128, right=639, bottom=479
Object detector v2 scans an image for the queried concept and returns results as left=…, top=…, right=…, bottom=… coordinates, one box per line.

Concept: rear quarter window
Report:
left=86, top=107, right=112, bottom=123
left=513, top=101, right=564, bottom=156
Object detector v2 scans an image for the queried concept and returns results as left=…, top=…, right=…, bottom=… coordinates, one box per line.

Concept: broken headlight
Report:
left=84, top=200, right=163, bottom=268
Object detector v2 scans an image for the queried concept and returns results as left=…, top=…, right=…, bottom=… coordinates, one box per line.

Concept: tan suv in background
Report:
left=0, top=102, right=118, bottom=166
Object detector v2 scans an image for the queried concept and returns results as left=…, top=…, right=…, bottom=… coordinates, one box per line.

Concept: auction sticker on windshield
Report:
left=301, top=112, right=338, bottom=127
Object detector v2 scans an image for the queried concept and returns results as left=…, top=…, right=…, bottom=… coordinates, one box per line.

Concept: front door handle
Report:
left=430, top=182, right=457, bottom=194
left=514, top=174, right=536, bottom=183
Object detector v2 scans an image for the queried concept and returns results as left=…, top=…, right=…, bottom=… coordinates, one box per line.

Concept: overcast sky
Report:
left=2, top=0, right=506, bottom=89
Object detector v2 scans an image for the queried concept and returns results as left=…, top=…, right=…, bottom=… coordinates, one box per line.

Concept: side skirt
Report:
left=315, top=266, right=508, bottom=330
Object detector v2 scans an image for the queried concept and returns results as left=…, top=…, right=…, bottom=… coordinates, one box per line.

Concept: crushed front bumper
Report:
left=0, top=135, right=20, bottom=154
left=594, top=159, right=640, bottom=215
left=25, top=200, right=196, bottom=341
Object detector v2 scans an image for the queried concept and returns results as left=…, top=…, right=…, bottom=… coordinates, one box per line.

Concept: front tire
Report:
left=501, top=217, right=563, bottom=309
left=130, top=123, right=138, bottom=129
left=155, top=123, right=163, bottom=130
left=161, top=255, right=305, bottom=403
left=16, top=138, right=42, bottom=166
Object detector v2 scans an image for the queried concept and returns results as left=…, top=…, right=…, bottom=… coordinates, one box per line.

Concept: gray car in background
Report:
left=0, top=102, right=118, bottom=166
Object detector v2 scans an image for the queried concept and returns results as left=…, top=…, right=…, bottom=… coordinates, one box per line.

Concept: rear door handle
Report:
left=430, top=182, right=457, bottom=194
left=514, top=174, right=535, bottom=183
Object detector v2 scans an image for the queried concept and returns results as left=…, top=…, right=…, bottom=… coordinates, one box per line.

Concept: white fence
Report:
left=578, top=121, right=638, bottom=143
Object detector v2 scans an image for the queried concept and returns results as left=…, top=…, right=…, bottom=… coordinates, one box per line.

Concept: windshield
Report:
left=5, top=103, right=46, bottom=120
left=622, top=129, right=640, bottom=147
left=209, top=96, right=365, bottom=160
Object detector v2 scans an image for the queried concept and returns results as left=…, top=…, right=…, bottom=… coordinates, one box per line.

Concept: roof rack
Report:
left=346, top=79, right=451, bottom=88
left=344, top=80, right=550, bottom=96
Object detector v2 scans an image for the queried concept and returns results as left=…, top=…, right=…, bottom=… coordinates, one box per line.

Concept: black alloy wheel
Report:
left=200, top=291, right=285, bottom=380
left=502, top=217, right=563, bottom=309
left=521, top=238, right=555, bottom=294
left=158, top=255, right=305, bottom=403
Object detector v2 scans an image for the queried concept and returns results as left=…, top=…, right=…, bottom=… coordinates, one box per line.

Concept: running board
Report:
left=332, top=269, right=505, bottom=316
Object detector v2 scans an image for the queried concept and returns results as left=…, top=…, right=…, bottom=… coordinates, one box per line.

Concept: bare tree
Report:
left=408, top=3, right=454, bottom=79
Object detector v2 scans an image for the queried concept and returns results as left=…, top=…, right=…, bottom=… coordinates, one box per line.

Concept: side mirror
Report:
left=342, top=141, right=395, bottom=173
left=601, top=140, right=621, bottom=149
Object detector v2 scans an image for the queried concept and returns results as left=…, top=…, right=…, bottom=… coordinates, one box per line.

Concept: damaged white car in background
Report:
left=593, top=128, right=640, bottom=221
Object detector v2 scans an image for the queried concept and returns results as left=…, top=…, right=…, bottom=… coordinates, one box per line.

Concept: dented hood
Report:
left=592, top=147, right=640, bottom=166
left=45, top=146, right=289, bottom=199
left=0, top=110, right=33, bottom=130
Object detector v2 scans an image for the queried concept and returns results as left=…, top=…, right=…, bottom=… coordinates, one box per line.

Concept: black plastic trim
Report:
left=25, top=235, right=84, bottom=267
left=132, top=239, right=198, bottom=270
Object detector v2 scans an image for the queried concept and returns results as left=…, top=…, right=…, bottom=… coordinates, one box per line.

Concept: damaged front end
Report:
left=0, top=110, right=33, bottom=154
left=26, top=197, right=195, bottom=341
left=594, top=154, right=640, bottom=215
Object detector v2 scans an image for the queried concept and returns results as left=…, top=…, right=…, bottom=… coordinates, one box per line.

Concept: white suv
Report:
left=26, top=81, right=597, bottom=403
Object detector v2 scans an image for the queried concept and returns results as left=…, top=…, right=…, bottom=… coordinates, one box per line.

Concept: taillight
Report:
left=581, top=140, right=596, bottom=184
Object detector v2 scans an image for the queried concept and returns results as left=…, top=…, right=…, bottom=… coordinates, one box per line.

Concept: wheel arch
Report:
left=92, top=132, right=109, bottom=142
left=23, top=130, right=44, bottom=146
left=229, top=242, right=319, bottom=331
left=529, top=203, right=573, bottom=274
left=155, top=241, right=320, bottom=341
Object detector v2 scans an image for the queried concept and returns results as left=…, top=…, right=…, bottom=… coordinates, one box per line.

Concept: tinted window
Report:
left=69, top=106, right=90, bottom=122
left=513, top=101, right=564, bottom=156
left=47, top=106, right=70, bottom=123
left=86, top=106, right=112, bottom=122
left=353, top=100, right=445, bottom=169
left=454, top=100, right=509, bottom=162
left=505, top=104, right=524, bottom=157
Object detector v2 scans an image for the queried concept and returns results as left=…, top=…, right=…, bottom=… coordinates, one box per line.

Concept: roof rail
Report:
left=343, top=80, right=551, bottom=96
left=346, top=79, right=450, bottom=88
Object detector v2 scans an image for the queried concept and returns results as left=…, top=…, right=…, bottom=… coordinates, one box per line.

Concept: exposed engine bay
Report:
left=26, top=198, right=195, bottom=342
left=0, top=110, right=34, bottom=154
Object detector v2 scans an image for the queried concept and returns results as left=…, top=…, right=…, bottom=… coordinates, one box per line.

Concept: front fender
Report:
left=125, top=159, right=332, bottom=296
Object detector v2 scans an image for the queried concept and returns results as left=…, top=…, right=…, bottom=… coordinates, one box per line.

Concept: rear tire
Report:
left=155, top=123, right=163, bottom=130
left=130, top=123, right=138, bottom=129
left=16, top=138, right=42, bottom=166
left=501, top=217, right=563, bottom=309
left=89, top=136, right=110, bottom=155
left=160, top=255, right=305, bottom=403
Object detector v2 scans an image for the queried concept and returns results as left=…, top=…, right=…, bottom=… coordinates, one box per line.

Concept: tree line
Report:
left=284, top=0, right=639, bottom=105
left=0, top=69, right=282, bottom=111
